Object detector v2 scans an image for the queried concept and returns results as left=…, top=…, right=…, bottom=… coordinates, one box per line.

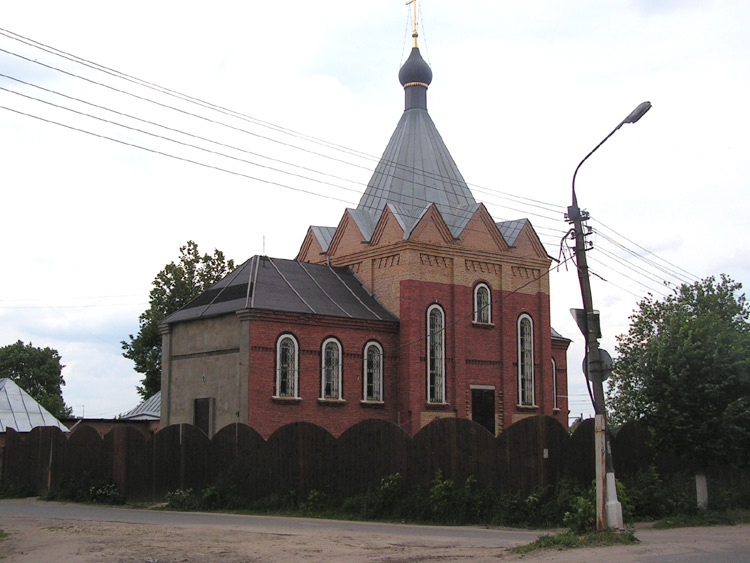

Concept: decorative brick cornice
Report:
left=419, top=253, right=452, bottom=268
left=465, top=259, right=501, bottom=274
left=512, top=266, right=542, bottom=279
left=373, top=254, right=400, bottom=269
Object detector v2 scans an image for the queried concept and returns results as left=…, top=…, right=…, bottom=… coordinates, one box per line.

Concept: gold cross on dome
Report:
left=405, top=0, right=419, bottom=47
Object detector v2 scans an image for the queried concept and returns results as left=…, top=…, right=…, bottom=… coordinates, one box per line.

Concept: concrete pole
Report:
left=568, top=202, right=624, bottom=531
left=565, top=102, right=651, bottom=531
left=595, top=414, right=607, bottom=531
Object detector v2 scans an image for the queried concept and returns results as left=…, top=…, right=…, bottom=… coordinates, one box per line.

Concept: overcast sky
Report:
left=1, top=1, right=748, bottom=422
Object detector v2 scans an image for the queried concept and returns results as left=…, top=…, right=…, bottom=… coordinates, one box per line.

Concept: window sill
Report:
left=272, top=396, right=302, bottom=404
left=360, top=400, right=385, bottom=409
left=318, top=398, right=346, bottom=406
left=516, top=404, right=539, bottom=410
left=553, top=408, right=561, bottom=413
left=471, top=321, right=495, bottom=329
left=425, top=402, right=451, bottom=410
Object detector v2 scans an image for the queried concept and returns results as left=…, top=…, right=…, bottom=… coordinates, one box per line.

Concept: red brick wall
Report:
left=245, top=313, right=399, bottom=438
left=396, top=279, right=567, bottom=435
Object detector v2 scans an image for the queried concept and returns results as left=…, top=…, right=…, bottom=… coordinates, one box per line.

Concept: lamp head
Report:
left=623, top=101, right=652, bottom=125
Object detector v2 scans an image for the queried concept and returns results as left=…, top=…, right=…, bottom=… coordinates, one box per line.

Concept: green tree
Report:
left=122, top=241, right=235, bottom=399
left=0, top=340, right=72, bottom=419
left=607, top=275, right=750, bottom=502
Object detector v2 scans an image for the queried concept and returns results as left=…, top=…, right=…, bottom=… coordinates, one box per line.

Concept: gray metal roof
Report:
left=0, top=378, right=69, bottom=433
left=356, top=108, right=477, bottom=238
left=310, top=226, right=337, bottom=253
left=121, top=391, right=161, bottom=421
left=551, top=327, right=572, bottom=342
left=497, top=219, right=528, bottom=246
left=164, top=256, right=398, bottom=324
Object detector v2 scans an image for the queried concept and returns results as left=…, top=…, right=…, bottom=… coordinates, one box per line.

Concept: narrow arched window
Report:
left=363, top=341, right=383, bottom=402
left=517, top=315, right=534, bottom=406
left=276, top=334, right=299, bottom=398
left=474, top=283, right=491, bottom=324
left=552, top=358, right=558, bottom=410
left=427, top=304, right=446, bottom=403
left=321, top=337, right=342, bottom=399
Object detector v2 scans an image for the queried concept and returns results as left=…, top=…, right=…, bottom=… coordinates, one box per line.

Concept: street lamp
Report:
left=567, top=101, right=651, bottom=531
left=572, top=102, right=652, bottom=207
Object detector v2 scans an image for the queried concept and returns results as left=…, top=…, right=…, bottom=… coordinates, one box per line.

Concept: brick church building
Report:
left=160, top=33, right=570, bottom=439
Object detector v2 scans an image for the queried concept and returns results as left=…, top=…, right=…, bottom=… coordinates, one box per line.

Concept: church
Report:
left=159, top=19, right=570, bottom=439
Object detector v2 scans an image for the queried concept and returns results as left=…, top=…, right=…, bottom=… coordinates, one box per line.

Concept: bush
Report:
left=564, top=496, right=596, bottom=534
left=302, top=490, right=331, bottom=513
left=89, top=483, right=125, bottom=505
left=494, top=480, right=585, bottom=528
left=0, top=482, right=35, bottom=499
left=620, top=466, right=667, bottom=520
left=42, top=475, right=124, bottom=505
left=165, top=488, right=203, bottom=510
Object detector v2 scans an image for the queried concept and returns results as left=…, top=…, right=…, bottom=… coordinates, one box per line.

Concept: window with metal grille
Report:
left=474, top=283, right=491, bottom=324
left=276, top=334, right=299, bottom=398
left=321, top=337, right=342, bottom=399
left=363, top=341, right=383, bottom=401
left=518, top=315, right=534, bottom=406
left=427, top=304, right=445, bottom=403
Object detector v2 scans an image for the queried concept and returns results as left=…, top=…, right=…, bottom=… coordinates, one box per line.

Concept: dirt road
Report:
left=1, top=499, right=748, bottom=562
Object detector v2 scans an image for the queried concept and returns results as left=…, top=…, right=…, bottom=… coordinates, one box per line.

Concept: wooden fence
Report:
left=1, top=416, right=663, bottom=503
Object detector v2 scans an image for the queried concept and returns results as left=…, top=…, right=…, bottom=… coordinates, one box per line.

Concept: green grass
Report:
left=0, top=529, right=9, bottom=542
left=653, top=509, right=750, bottom=529
left=513, top=530, right=639, bottom=554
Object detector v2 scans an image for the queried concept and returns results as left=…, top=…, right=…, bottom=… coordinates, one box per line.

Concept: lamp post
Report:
left=567, top=101, right=651, bottom=530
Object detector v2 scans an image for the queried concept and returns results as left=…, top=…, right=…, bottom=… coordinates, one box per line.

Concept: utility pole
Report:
left=567, top=101, right=651, bottom=531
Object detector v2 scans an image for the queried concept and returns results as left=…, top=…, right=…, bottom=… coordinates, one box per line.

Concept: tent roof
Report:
left=0, top=378, right=68, bottom=433
left=165, top=256, right=398, bottom=324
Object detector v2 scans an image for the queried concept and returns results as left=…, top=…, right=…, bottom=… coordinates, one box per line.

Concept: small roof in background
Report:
left=0, top=378, right=69, bottom=433
left=551, top=327, right=572, bottom=342
left=121, top=390, right=161, bottom=421
left=310, top=226, right=337, bottom=253
left=496, top=219, right=528, bottom=247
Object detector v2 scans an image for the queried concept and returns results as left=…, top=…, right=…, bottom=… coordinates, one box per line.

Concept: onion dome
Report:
left=398, top=47, right=432, bottom=111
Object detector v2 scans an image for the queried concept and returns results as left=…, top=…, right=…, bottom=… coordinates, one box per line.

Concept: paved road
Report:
left=2, top=499, right=749, bottom=562
left=0, top=498, right=539, bottom=546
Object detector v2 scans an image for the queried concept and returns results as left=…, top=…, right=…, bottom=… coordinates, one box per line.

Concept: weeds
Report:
left=513, top=530, right=639, bottom=554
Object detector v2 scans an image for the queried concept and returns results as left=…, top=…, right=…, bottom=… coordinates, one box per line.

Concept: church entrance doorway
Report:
left=471, top=386, right=495, bottom=435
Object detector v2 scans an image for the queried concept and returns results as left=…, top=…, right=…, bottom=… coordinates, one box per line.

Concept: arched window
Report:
left=517, top=314, right=534, bottom=406
left=363, top=341, right=383, bottom=402
left=473, top=283, right=491, bottom=324
left=552, top=358, right=558, bottom=410
left=321, top=338, right=342, bottom=399
left=427, top=304, right=446, bottom=403
left=276, top=334, right=299, bottom=398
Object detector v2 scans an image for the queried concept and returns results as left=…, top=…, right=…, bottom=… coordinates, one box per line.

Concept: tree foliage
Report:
left=0, top=340, right=72, bottom=420
left=607, top=275, right=750, bottom=468
left=122, top=241, right=235, bottom=400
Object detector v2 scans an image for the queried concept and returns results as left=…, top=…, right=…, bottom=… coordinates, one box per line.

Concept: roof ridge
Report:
left=266, top=257, right=316, bottom=314
left=297, top=261, right=352, bottom=318
left=326, top=264, right=383, bottom=321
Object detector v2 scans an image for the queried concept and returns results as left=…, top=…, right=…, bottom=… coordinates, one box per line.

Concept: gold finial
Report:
left=406, top=0, right=419, bottom=47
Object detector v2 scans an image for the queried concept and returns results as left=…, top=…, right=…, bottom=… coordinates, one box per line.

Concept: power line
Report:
left=593, top=219, right=699, bottom=283
left=0, top=29, right=567, bottom=216
left=0, top=29, right=698, bottom=313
